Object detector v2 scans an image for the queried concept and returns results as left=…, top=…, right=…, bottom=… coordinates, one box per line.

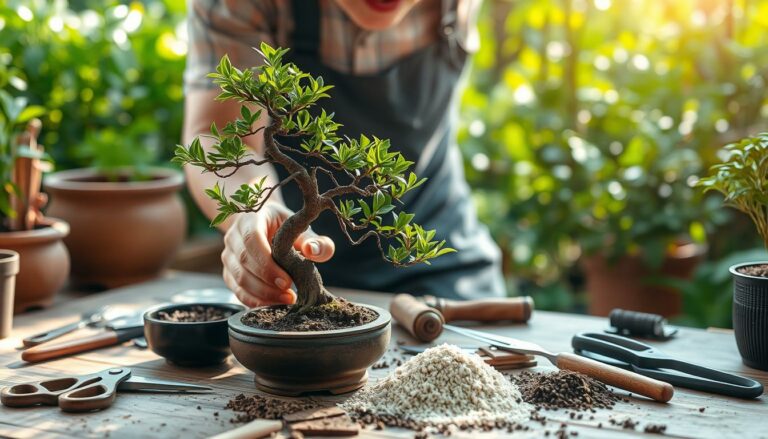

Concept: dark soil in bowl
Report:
left=242, top=298, right=377, bottom=331
left=158, top=305, right=235, bottom=322
left=738, top=264, right=768, bottom=277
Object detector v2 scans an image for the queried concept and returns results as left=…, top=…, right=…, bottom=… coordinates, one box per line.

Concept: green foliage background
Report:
left=2, top=0, right=766, bottom=326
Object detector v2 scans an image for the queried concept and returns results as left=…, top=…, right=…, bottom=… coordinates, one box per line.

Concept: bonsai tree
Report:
left=699, top=132, right=768, bottom=249
left=0, top=89, right=48, bottom=232
left=175, top=44, right=454, bottom=313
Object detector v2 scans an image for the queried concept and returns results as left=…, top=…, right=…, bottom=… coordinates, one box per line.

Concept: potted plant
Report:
left=175, top=44, right=454, bottom=394
left=44, top=123, right=186, bottom=288
left=699, top=133, right=768, bottom=371
left=0, top=90, right=70, bottom=312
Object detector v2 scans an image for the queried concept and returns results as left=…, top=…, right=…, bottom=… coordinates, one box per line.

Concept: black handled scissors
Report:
left=572, top=332, right=764, bottom=399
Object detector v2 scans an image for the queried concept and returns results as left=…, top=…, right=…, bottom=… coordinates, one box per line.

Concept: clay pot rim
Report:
left=729, top=262, right=768, bottom=281
left=44, top=167, right=184, bottom=194
left=0, top=218, right=70, bottom=244
left=228, top=304, right=391, bottom=339
left=144, top=302, right=247, bottom=326
left=0, top=250, right=19, bottom=276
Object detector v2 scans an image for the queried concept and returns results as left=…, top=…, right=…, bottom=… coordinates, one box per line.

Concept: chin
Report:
left=335, top=0, right=420, bottom=31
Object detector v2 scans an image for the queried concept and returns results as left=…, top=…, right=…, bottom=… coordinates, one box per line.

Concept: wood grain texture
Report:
left=556, top=352, right=674, bottom=402
left=0, top=271, right=764, bottom=439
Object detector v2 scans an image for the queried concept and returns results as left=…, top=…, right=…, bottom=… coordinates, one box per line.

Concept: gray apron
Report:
left=276, top=0, right=504, bottom=299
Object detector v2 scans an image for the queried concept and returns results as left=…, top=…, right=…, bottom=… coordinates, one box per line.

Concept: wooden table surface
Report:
left=0, top=272, right=765, bottom=439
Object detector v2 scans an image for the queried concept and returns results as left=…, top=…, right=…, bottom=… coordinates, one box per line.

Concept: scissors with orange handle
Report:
left=1, top=367, right=211, bottom=412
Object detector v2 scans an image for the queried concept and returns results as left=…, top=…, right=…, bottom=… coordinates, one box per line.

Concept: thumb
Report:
left=294, top=228, right=335, bottom=263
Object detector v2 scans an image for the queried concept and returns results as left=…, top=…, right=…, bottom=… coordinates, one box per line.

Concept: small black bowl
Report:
left=144, top=302, right=246, bottom=367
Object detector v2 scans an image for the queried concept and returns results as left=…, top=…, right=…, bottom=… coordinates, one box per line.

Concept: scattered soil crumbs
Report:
left=225, top=394, right=319, bottom=423
left=512, top=370, right=620, bottom=411
left=241, top=298, right=377, bottom=331
left=738, top=264, right=768, bottom=277
left=342, top=344, right=531, bottom=432
left=644, top=423, right=668, bottom=434
left=158, top=305, right=233, bottom=322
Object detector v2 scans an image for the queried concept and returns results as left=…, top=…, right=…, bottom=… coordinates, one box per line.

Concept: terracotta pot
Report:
left=0, top=250, right=19, bottom=338
left=582, top=243, right=704, bottom=317
left=228, top=304, right=391, bottom=396
left=730, top=262, right=768, bottom=371
left=0, top=219, right=70, bottom=313
left=44, top=168, right=186, bottom=288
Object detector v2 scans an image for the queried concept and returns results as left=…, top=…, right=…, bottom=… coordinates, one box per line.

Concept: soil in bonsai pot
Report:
left=738, top=264, right=768, bottom=277
left=157, top=305, right=235, bottom=322
left=241, top=298, right=377, bottom=331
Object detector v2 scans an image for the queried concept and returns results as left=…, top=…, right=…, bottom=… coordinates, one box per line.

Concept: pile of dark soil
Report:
left=241, top=298, right=377, bottom=331
left=157, top=305, right=233, bottom=322
left=225, top=394, right=319, bottom=423
left=738, top=264, right=768, bottom=277
left=512, top=370, right=620, bottom=411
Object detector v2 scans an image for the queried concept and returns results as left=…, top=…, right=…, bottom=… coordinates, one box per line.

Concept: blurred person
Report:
left=182, top=0, right=504, bottom=306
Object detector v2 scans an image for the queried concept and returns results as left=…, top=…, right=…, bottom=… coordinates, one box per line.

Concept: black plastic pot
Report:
left=730, top=262, right=768, bottom=371
left=144, top=302, right=246, bottom=367
left=0, top=250, right=19, bottom=339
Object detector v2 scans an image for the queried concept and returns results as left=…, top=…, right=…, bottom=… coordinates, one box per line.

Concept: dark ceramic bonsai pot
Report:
left=144, top=302, right=246, bottom=367
left=730, top=262, right=768, bottom=371
left=228, top=304, right=391, bottom=396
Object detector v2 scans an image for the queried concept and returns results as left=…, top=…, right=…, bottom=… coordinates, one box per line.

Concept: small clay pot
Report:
left=0, top=218, right=70, bottom=313
left=731, top=262, right=768, bottom=371
left=44, top=167, right=186, bottom=288
left=228, top=304, right=391, bottom=396
left=0, top=250, right=19, bottom=338
left=144, top=302, right=246, bottom=367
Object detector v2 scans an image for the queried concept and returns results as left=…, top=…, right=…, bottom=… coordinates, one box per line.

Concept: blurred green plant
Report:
left=0, top=0, right=186, bottom=175
left=0, top=85, right=47, bottom=227
left=699, top=133, right=768, bottom=249
left=460, top=0, right=766, bottom=307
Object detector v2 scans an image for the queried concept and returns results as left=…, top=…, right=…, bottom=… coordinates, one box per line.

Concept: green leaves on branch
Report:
left=338, top=192, right=455, bottom=266
left=205, top=177, right=269, bottom=226
left=698, top=133, right=768, bottom=248
left=174, top=43, right=455, bottom=266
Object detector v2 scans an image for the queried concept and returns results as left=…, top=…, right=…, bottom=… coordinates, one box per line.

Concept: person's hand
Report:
left=222, top=202, right=336, bottom=307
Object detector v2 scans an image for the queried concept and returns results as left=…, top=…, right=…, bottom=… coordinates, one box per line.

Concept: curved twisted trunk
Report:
left=263, top=122, right=334, bottom=312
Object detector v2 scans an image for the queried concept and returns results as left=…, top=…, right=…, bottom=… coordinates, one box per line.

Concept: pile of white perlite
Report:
left=341, top=344, right=531, bottom=426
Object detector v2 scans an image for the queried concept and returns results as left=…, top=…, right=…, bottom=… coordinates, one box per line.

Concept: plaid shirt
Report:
left=185, top=0, right=479, bottom=89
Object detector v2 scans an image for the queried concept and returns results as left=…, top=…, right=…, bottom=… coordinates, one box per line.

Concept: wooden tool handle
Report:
left=556, top=352, right=674, bottom=402
left=435, top=297, right=534, bottom=323
left=21, top=332, right=119, bottom=363
left=389, top=293, right=444, bottom=342
left=210, top=419, right=283, bottom=439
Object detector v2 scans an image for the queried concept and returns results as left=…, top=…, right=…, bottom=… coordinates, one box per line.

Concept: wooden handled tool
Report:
left=389, top=293, right=444, bottom=342
left=390, top=293, right=534, bottom=342
left=424, top=296, right=533, bottom=323
left=210, top=419, right=283, bottom=439
left=444, top=324, right=674, bottom=403
left=21, top=326, right=144, bottom=363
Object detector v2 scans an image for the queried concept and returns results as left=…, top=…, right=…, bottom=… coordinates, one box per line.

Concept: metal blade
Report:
left=119, top=376, right=213, bottom=393
left=399, top=345, right=479, bottom=355
left=443, top=325, right=556, bottom=362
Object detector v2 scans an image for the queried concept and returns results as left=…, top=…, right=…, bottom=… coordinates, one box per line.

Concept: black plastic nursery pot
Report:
left=730, top=262, right=768, bottom=371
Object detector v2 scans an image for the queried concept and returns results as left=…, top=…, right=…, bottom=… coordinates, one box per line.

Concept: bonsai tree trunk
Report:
left=264, top=123, right=335, bottom=312
left=272, top=206, right=334, bottom=311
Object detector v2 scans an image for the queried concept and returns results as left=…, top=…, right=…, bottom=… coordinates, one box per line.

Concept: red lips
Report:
left=364, top=0, right=401, bottom=13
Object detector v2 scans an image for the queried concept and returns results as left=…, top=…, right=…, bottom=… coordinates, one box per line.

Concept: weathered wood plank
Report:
left=0, top=272, right=765, bottom=439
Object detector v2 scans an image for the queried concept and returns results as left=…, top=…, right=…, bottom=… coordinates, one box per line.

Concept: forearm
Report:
left=182, top=89, right=286, bottom=231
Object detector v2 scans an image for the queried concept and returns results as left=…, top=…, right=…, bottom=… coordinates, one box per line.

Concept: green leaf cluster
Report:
left=699, top=133, right=768, bottom=249
left=174, top=43, right=454, bottom=266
